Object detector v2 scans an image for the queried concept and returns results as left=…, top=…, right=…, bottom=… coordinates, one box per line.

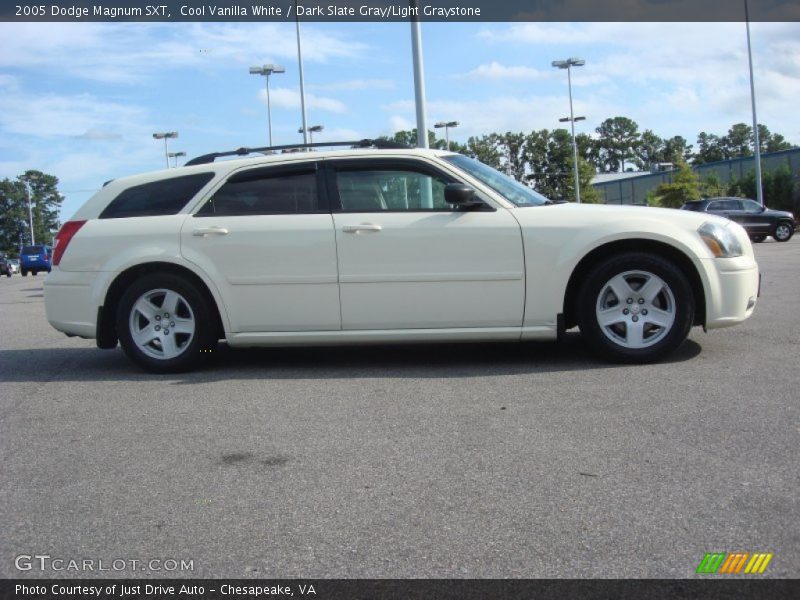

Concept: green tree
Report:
left=652, top=160, right=701, bottom=208
left=594, top=116, right=641, bottom=172
left=0, top=170, right=63, bottom=255
left=694, top=132, right=726, bottom=164
left=700, top=172, right=726, bottom=197
left=566, top=157, right=601, bottom=203
left=731, top=165, right=798, bottom=213
left=465, top=134, right=503, bottom=169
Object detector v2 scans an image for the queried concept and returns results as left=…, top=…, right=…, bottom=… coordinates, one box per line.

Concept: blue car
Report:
left=20, top=244, right=52, bottom=276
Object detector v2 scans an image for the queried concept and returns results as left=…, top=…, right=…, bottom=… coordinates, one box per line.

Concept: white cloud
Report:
left=264, top=88, right=347, bottom=113
left=0, top=23, right=368, bottom=84
left=460, top=62, right=547, bottom=81
left=0, top=92, right=148, bottom=139
left=388, top=115, right=414, bottom=133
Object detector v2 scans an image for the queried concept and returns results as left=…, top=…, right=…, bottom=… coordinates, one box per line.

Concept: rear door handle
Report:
left=192, top=226, right=229, bottom=237
left=343, top=224, right=382, bottom=234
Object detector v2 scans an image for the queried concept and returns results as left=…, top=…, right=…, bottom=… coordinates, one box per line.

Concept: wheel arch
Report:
left=97, top=261, right=226, bottom=349
left=562, top=239, right=706, bottom=330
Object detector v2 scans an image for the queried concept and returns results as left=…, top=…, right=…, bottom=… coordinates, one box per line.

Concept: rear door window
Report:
left=196, top=167, right=321, bottom=216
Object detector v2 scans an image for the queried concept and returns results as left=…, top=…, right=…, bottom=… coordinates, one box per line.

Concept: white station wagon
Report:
left=45, top=141, right=760, bottom=372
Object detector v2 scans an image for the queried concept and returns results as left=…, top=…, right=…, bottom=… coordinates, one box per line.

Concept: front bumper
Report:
left=698, top=255, right=760, bottom=329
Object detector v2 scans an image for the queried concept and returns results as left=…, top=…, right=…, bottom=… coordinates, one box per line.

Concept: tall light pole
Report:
left=410, top=1, right=429, bottom=149
left=250, top=64, right=285, bottom=146
left=744, top=0, right=764, bottom=206
left=152, top=132, right=178, bottom=168
left=24, top=173, right=38, bottom=245
left=298, top=124, right=323, bottom=145
left=434, top=121, right=459, bottom=151
left=294, top=1, right=309, bottom=145
left=168, top=151, right=186, bottom=168
left=552, top=58, right=586, bottom=203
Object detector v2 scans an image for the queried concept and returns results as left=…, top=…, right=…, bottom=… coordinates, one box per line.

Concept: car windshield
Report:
left=22, top=246, right=44, bottom=254
left=443, top=154, right=550, bottom=207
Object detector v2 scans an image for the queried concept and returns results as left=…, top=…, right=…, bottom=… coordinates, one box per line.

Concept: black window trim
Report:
left=194, top=161, right=329, bottom=217
left=322, top=157, right=495, bottom=213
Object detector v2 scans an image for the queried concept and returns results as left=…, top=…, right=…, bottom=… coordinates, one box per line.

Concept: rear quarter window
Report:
left=99, top=173, right=214, bottom=219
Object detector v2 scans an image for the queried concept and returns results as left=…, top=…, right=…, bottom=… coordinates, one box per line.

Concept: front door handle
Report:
left=192, top=226, right=229, bottom=237
left=343, top=224, right=382, bottom=234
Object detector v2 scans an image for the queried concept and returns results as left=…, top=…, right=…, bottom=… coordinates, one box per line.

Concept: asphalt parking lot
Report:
left=1, top=238, right=798, bottom=579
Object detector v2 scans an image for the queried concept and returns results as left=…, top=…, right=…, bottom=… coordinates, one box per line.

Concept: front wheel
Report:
left=773, top=222, right=794, bottom=242
left=21, top=270, right=27, bottom=277
left=116, top=273, right=217, bottom=373
left=577, top=253, right=694, bottom=363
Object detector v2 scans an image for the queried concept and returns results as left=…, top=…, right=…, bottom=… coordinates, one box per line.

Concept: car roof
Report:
left=104, top=148, right=460, bottom=190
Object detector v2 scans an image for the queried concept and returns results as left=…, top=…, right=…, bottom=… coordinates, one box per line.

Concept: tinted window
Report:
left=707, top=199, right=741, bottom=211
left=741, top=200, right=762, bottom=213
left=682, top=202, right=703, bottom=211
left=336, top=169, right=450, bottom=212
left=100, top=173, right=214, bottom=219
left=22, top=245, right=47, bottom=254
left=197, top=170, right=318, bottom=216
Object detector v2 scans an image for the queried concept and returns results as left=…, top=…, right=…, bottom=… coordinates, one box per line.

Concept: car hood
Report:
left=513, top=202, right=731, bottom=230
left=764, top=207, right=795, bottom=220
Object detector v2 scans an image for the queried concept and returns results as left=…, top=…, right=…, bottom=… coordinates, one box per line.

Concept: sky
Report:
left=1, top=21, right=799, bottom=221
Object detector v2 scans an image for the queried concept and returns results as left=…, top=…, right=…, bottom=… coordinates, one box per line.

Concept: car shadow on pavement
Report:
left=0, top=332, right=702, bottom=383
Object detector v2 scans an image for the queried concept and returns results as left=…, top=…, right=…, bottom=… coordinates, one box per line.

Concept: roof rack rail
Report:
left=184, top=138, right=411, bottom=166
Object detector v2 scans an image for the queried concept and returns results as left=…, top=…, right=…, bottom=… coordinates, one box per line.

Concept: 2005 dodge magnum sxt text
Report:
left=44, top=142, right=760, bottom=372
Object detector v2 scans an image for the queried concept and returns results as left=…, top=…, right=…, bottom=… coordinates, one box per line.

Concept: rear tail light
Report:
left=53, top=220, right=87, bottom=266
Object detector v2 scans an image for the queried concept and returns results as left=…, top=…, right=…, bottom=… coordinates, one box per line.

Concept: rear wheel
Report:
left=773, top=222, right=793, bottom=242
left=21, top=270, right=27, bottom=277
left=116, top=273, right=217, bottom=373
left=750, top=234, right=766, bottom=243
left=31, top=271, right=37, bottom=276
left=577, top=253, right=694, bottom=363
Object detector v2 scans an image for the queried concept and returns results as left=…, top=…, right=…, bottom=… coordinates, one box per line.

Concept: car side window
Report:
left=100, top=173, right=214, bottom=219
left=742, top=200, right=762, bottom=213
left=197, top=169, right=318, bottom=216
left=335, top=169, right=451, bottom=212
left=708, top=200, right=740, bottom=211
left=725, top=200, right=743, bottom=211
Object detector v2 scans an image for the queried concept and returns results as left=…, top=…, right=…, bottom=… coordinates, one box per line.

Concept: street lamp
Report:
left=552, top=57, right=586, bottom=203
left=744, top=0, right=763, bottom=206
left=294, top=1, right=309, bottom=145
left=167, top=151, right=186, bottom=168
left=434, top=121, right=459, bottom=151
left=250, top=64, right=285, bottom=146
left=24, top=173, right=39, bottom=245
left=298, top=124, right=323, bottom=144
left=152, top=132, right=178, bottom=169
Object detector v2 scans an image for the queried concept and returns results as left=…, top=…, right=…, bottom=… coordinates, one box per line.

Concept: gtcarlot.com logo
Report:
left=14, top=554, right=194, bottom=572
left=696, top=552, right=773, bottom=574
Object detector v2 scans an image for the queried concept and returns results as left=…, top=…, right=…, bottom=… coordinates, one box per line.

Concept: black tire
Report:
left=116, top=273, right=217, bottom=373
left=21, top=270, right=27, bottom=277
left=750, top=234, right=766, bottom=243
left=31, top=271, right=37, bottom=276
left=577, top=252, right=694, bottom=363
left=4, top=269, right=10, bottom=278
left=773, top=222, right=794, bottom=242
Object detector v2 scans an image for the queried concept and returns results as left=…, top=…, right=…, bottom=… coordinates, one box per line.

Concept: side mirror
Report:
left=761, top=205, right=767, bottom=212
left=445, top=183, right=483, bottom=209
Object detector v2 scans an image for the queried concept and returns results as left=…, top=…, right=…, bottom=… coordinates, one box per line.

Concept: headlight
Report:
left=698, top=221, right=743, bottom=258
